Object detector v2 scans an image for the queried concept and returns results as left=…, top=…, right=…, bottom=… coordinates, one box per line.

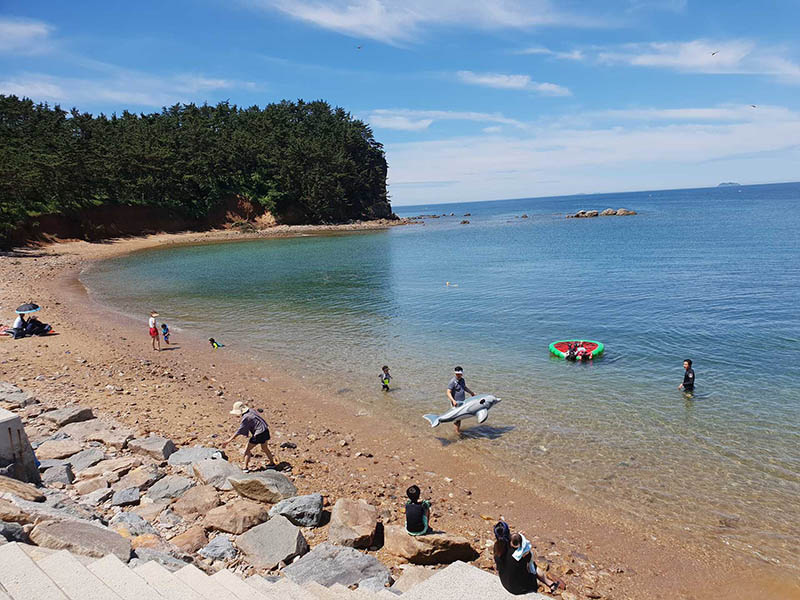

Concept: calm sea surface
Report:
left=83, top=183, right=800, bottom=568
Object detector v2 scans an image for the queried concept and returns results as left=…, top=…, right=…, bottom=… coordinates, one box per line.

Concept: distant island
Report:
left=718, top=182, right=742, bottom=187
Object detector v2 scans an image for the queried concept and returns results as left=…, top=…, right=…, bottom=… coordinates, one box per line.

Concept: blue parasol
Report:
left=15, top=303, right=41, bottom=314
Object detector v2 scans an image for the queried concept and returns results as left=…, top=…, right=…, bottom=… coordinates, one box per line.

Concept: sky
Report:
left=2, top=0, right=800, bottom=206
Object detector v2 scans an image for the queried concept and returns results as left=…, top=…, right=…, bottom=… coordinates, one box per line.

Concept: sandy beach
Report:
left=1, top=225, right=796, bottom=600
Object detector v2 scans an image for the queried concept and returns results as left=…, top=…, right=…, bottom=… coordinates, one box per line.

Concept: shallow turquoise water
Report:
left=83, top=183, right=800, bottom=567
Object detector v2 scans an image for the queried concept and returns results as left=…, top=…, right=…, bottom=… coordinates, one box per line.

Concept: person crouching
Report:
left=223, top=401, right=276, bottom=472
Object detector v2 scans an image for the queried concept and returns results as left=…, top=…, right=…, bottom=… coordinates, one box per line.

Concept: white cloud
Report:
left=517, top=47, right=584, bottom=60
left=626, top=0, right=687, bottom=12
left=0, top=71, right=256, bottom=108
left=254, top=0, right=599, bottom=44
left=593, top=104, right=794, bottom=122
left=366, top=108, right=524, bottom=131
left=0, top=18, right=53, bottom=54
left=456, top=70, right=571, bottom=96
left=384, top=105, right=800, bottom=203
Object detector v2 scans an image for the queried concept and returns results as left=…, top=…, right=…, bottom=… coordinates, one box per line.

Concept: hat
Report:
left=230, top=401, right=249, bottom=416
left=150, top=311, right=159, bottom=317
left=454, top=367, right=464, bottom=374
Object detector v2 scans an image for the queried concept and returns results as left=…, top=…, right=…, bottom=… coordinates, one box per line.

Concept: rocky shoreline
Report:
left=566, top=209, right=636, bottom=218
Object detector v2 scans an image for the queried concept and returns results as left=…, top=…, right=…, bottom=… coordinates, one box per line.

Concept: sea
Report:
left=82, top=182, right=800, bottom=569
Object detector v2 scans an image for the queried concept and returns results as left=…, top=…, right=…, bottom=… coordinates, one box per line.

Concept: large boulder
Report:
left=65, top=448, right=105, bottom=473
left=132, top=500, right=169, bottom=523
left=283, top=542, right=391, bottom=588
left=145, top=475, right=194, bottom=501
left=0, top=493, right=92, bottom=524
left=383, top=526, right=479, bottom=565
left=172, top=485, right=220, bottom=518
left=269, top=493, right=324, bottom=527
left=0, top=382, right=35, bottom=409
left=328, top=498, right=378, bottom=548
left=58, top=419, right=133, bottom=450
left=77, top=457, right=141, bottom=481
left=78, top=488, right=113, bottom=507
left=235, top=515, right=308, bottom=569
left=229, top=471, right=297, bottom=503
left=112, top=465, right=162, bottom=492
left=616, top=208, right=637, bottom=216
left=600, top=208, right=616, bottom=216
left=192, top=458, right=243, bottom=491
left=41, top=406, right=94, bottom=427
left=36, top=440, right=83, bottom=460
left=30, top=519, right=131, bottom=561
left=74, top=476, right=109, bottom=496
left=0, top=474, right=46, bottom=502
left=199, top=534, right=238, bottom=561
left=167, top=446, right=224, bottom=467
left=205, top=499, right=267, bottom=534
left=128, top=436, right=177, bottom=460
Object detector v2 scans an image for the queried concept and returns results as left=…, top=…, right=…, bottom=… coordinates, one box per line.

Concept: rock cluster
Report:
left=567, top=208, right=637, bottom=218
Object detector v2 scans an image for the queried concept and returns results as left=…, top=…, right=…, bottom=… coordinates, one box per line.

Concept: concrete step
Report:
left=402, top=561, right=549, bottom=600
left=87, top=554, right=166, bottom=600
left=37, top=549, right=121, bottom=600
left=210, top=568, right=272, bottom=600
left=270, top=577, right=314, bottom=600
left=303, top=581, right=347, bottom=600
left=134, top=561, right=203, bottom=600
left=330, top=582, right=379, bottom=599
left=0, top=588, right=10, bottom=600
left=245, top=575, right=283, bottom=599
left=0, top=543, right=69, bottom=600
left=174, top=564, right=240, bottom=600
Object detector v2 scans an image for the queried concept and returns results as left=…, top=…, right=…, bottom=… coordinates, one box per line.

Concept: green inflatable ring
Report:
left=549, top=339, right=604, bottom=359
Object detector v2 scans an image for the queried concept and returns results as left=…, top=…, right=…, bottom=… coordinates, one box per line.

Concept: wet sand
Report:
left=1, top=225, right=796, bottom=600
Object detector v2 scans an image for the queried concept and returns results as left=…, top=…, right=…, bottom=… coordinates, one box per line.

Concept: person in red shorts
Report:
left=148, top=310, right=160, bottom=351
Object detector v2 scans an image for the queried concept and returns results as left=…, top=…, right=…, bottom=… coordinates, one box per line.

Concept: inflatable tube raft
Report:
left=549, top=340, right=604, bottom=359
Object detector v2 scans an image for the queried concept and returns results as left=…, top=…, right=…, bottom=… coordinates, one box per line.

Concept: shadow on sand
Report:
left=435, top=424, right=515, bottom=446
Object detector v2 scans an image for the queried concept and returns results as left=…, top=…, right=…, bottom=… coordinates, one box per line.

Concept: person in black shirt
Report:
left=492, top=521, right=564, bottom=595
left=404, top=485, right=431, bottom=535
left=678, top=359, right=695, bottom=393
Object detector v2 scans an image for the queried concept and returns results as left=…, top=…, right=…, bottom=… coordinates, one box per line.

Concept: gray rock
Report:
left=128, top=436, right=177, bottom=460
left=269, top=493, right=324, bottom=527
left=235, top=515, right=308, bottom=570
left=109, top=511, right=156, bottom=537
left=111, top=487, right=141, bottom=507
left=0, top=493, right=92, bottom=523
left=192, top=458, right=243, bottom=491
left=132, top=548, right=190, bottom=572
left=57, top=419, right=134, bottom=450
left=42, top=464, right=75, bottom=485
left=66, top=448, right=105, bottom=472
left=198, top=534, right=238, bottom=561
left=112, top=464, right=162, bottom=492
left=30, top=519, right=131, bottom=562
left=167, top=447, right=224, bottom=467
left=359, top=576, right=390, bottom=592
left=0, top=520, right=29, bottom=543
left=37, top=458, right=69, bottom=472
left=146, top=475, right=194, bottom=501
left=79, top=487, right=113, bottom=507
left=229, top=471, right=297, bottom=503
left=0, top=382, right=35, bottom=408
left=158, top=509, right=182, bottom=527
left=42, top=406, right=94, bottom=427
left=328, top=498, right=378, bottom=548
left=283, top=542, right=391, bottom=588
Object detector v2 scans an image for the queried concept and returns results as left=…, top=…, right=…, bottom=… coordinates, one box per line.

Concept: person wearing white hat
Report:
left=148, top=311, right=160, bottom=352
left=223, top=401, right=275, bottom=472
left=446, top=366, right=475, bottom=434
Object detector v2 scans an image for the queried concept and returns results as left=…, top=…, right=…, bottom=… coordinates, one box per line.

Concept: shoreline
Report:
left=1, top=224, right=795, bottom=599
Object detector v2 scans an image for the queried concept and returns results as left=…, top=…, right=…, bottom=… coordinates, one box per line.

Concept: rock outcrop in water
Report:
left=567, top=208, right=637, bottom=218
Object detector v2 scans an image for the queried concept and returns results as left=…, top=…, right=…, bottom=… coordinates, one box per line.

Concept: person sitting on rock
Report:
left=222, top=401, right=275, bottom=472
left=405, top=484, right=431, bottom=536
left=493, top=521, right=565, bottom=595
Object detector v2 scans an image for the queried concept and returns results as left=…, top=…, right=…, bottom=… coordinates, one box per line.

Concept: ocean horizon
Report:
left=83, top=181, right=800, bottom=570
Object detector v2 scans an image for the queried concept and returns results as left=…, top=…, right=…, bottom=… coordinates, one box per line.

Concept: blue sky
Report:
left=2, top=0, right=800, bottom=205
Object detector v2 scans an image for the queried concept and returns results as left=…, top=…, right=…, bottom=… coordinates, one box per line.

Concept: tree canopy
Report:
left=0, top=96, right=391, bottom=245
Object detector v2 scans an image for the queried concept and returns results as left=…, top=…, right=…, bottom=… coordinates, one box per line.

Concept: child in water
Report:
left=380, top=365, right=392, bottom=391
left=209, top=337, right=224, bottom=349
left=161, top=323, right=170, bottom=345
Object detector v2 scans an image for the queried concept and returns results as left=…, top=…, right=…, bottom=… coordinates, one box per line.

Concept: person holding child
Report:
left=493, top=521, right=564, bottom=595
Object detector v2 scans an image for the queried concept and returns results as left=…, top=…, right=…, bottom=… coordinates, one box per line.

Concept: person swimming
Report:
left=209, top=337, right=224, bottom=349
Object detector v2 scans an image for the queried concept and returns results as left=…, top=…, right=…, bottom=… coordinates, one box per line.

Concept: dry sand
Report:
left=1, top=224, right=796, bottom=600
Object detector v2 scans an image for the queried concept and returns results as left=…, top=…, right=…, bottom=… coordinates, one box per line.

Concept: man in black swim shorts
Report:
left=223, top=401, right=276, bottom=472
left=678, top=359, right=695, bottom=393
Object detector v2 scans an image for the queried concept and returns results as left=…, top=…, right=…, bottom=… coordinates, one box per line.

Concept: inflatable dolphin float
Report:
left=423, top=394, right=501, bottom=428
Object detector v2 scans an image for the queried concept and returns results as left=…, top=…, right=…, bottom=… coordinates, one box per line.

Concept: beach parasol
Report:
left=15, top=303, right=41, bottom=314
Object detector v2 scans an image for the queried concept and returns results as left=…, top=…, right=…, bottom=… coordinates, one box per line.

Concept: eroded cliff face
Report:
left=9, top=195, right=395, bottom=247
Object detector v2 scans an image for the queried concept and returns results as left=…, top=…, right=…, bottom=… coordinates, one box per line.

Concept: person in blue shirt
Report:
left=160, top=323, right=170, bottom=345
left=446, top=366, right=475, bottom=434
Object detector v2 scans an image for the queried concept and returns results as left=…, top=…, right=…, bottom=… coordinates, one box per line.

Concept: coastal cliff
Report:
left=0, top=96, right=393, bottom=248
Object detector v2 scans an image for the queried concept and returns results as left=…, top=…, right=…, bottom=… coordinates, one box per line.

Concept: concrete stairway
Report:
left=0, top=543, right=549, bottom=600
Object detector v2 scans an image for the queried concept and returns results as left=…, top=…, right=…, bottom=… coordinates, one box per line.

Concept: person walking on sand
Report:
left=222, top=401, right=275, bottom=472
left=446, top=366, right=475, bottom=434
left=148, top=311, right=160, bottom=351
left=678, top=359, right=695, bottom=393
